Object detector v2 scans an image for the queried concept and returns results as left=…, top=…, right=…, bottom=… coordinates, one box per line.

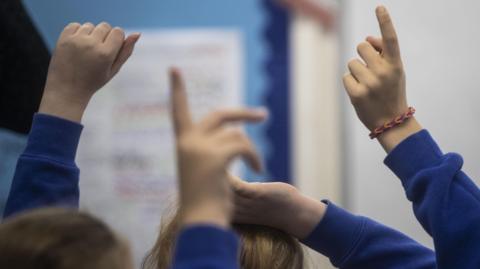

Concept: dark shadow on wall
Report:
left=0, top=0, right=50, bottom=134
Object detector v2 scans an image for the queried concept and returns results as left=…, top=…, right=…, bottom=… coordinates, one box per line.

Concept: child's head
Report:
left=143, top=210, right=304, bottom=269
left=0, top=208, right=133, bottom=269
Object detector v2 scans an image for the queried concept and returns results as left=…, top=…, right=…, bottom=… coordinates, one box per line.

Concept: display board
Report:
left=22, top=0, right=291, bottom=266
left=78, top=30, right=243, bottom=263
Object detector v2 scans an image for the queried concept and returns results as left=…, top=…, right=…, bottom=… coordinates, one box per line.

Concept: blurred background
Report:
left=1, top=0, right=480, bottom=268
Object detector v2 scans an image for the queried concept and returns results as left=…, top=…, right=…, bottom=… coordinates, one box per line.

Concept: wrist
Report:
left=377, top=116, right=422, bottom=153
left=180, top=201, right=232, bottom=229
left=39, top=87, right=92, bottom=123
left=288, top=194, right=327, bottom=239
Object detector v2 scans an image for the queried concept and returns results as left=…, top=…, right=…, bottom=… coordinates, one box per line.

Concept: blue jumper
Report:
left=12, top=114, right=480, bottom=268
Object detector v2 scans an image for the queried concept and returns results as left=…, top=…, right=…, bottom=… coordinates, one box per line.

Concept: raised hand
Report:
left=343, top=6, right=407, bottom=131
left=39, top=22, right=140, bottom=122
left=170, top=69, right=267, bottom=228
left=343, top=6, right=421, bottom=151
left=231, top=176, right=326, bottom=239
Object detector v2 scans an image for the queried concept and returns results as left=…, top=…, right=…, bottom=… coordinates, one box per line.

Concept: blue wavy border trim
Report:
left=262, top=0, right=291, bottom=183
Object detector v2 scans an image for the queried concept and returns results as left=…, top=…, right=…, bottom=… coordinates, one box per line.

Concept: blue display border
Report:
left=263, top=0, right=291, bottom=183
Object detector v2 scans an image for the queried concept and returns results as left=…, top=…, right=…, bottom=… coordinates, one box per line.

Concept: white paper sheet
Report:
left=77, top=29, right=243, bottom=267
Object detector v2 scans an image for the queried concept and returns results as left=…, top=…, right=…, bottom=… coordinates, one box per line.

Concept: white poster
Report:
left=77, top=29, right=243, bottom=267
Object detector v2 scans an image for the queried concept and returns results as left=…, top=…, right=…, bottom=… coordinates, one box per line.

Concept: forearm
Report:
left=302, top=201, right=436, bottom=269
left=289, top=194, right=327, bottom=240
left=385, top=130, right=480, bottom=268
left=3, top=114, right=83, bottom=218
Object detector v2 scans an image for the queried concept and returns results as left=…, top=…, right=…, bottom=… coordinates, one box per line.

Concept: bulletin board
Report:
left=23, top=0, right=291, bottom=181
left=22, top=0, right=291, bottom=266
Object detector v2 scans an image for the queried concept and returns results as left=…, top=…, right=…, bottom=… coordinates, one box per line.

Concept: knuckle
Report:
left=376, top=69, right=390, bottom=80
left=385, top=35, right=398, bottom=44
left=113, top=27, right=125, bottom=38
left=366, top=78, right=381, bottom=89
left=348, top=59, right=356, bottom=67
left=99, top=21, right=111, bottom=28
left=61, top=37, right=83, bottom=49
left=359, top=91, right=371, bottom=99
left=348, top=59, right=359, bottom=70
left=356, top=42, right=368, bottom=53
left=350, top=86, right=368, bottom=99
left=390, top=64, right=403, bottom=75
left=65, top=22, right=80, bottom=29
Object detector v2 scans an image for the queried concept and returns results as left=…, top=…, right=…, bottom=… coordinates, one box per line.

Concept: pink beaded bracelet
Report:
left=369, top=107, right=416, bottom=139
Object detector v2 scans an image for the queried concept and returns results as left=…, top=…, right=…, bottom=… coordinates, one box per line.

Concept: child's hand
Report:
left=343, top=6, right=422, bottom=152
left=39, top=22, right=140, bottom=122
left=343, top=6, right=407, bottom=131
left=170, top=69, right=267, bottom=228
left=231, top=176, right=326, bottom=239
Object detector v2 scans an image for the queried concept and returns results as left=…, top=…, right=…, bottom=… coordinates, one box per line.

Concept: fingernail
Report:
left=170, top=66, right=180, bottom=75
left=377, top=5, right=386, bottom=13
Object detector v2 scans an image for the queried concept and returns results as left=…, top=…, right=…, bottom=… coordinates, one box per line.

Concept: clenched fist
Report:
left=39, top=22, right=140, bottom=122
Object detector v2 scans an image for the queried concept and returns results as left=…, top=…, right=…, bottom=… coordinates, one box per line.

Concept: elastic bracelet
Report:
left=369, top=107, right=416, bottom=139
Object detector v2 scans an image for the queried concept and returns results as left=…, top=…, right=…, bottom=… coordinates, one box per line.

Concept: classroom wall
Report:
left=342, top=0, right=480, bottom=247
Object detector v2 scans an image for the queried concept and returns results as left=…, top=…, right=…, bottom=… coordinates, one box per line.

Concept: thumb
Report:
left=111, top=33, right=141, bottom=76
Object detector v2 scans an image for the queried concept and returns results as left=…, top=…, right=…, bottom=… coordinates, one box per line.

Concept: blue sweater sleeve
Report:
left=302, top=201, right=436, bottom=269
left=3, top=114, right=83, bottom=218
left=172, top=225, right=239, bottom=269
left=385, top=130, right=480, bottom=269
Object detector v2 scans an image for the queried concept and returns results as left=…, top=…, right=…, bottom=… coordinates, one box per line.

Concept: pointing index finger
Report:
left=170, top=68, right=193, bottom=135
left=376, top=6, right=401, bottom=61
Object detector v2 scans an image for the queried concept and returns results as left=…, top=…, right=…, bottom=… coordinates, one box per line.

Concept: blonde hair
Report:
left=0, top=208, right=131, bottom=269
left=142, top=210, right=304, bottom=269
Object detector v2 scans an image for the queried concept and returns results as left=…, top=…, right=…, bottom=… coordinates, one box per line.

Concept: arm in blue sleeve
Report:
left=3, top=114, right=83, bottom=219
left=302, top=201, right=436, bottom=269
left=385, top=130, right=480, bottom=269
left=172, top=225, right=239, bottom=269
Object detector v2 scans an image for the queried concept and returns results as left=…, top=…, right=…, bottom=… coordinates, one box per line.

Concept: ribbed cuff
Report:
left=384, top=130, right=443, bottom=181
left=174, top=225, right=239, bottom=265
left=24, top=113, right=83, bottom=164
left=302, top=201, right=365, bottom=266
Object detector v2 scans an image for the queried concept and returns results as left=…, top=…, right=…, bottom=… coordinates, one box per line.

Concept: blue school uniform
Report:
left=12, top=114, right=480, bottom=268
